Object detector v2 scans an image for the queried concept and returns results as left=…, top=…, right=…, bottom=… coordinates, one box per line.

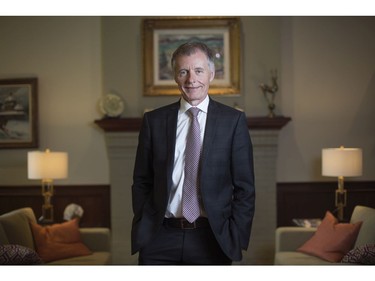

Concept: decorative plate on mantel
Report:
left=99, top=93, right=124, bottom=118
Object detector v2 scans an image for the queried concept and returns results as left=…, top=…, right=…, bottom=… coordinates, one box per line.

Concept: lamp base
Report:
left=38, top=204, right=54, bottom=225
left=335, top=179, right=347, bottom=222
left=40, top=179, right=54, bottom=224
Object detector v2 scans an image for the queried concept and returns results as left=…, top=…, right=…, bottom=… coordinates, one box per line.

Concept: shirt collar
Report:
left=180, top=95, right=209, bottom=114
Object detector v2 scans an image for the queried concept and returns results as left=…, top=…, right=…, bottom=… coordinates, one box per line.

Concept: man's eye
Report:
left=179, top=70, right=187, bottom=76
left=196, top=69, right=204, bottom=74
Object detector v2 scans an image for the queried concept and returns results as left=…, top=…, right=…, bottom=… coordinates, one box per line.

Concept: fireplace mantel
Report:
left=95, top=115, right=291, bottom=264
left=95, top=116, right=291, bottom=132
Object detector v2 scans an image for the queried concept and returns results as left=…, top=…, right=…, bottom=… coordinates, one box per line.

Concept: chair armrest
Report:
left=79, top=228, right=111, bottom=252
left=275, top=227, right=316, bottom=252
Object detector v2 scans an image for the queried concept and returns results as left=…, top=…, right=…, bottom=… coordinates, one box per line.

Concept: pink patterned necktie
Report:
left=182, top=107, right=202, bottom=223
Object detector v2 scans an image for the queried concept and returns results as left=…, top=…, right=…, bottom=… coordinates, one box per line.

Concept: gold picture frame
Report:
left=143, top=17, right=241, bottom=96
left=0, top=78, right=38, bottom=149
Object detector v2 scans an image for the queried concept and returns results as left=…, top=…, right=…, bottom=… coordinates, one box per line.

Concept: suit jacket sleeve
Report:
left=132, top=112, right=153, bottom=219
left=230, top=112, right=255, bottom=250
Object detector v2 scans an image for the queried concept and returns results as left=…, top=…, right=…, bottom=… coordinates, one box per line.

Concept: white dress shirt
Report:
left=165, top=96, right=209, bottom=218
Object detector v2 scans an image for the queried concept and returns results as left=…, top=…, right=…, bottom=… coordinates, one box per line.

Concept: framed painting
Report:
left=0, top=78, right=38, bottom=148
left=143, top=17, right=241, bottom=96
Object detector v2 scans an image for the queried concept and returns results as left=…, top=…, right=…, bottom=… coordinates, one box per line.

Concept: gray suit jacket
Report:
left=131, top=98, right=255, bottom=261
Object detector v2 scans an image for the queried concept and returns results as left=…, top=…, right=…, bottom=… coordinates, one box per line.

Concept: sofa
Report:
left=0, top=207, right=111, bottom=265
left=274, top=205, right=375, bottom=265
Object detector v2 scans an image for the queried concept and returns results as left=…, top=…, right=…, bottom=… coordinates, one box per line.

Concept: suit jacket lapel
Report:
left=201, top=98, right=219, bottom=165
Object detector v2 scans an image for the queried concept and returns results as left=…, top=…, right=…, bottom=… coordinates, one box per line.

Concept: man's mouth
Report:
left=184, top=86, right=200, bottom=91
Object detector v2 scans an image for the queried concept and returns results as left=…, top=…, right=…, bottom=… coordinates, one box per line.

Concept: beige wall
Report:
left=278, top=17, right=375, bottom=182
left=0, top=16, right=108, bottom=185
left=0, top=16, right=374, bottom=186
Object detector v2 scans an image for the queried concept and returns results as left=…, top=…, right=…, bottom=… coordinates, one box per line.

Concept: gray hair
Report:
left=171, top=41, right=215, bottom=73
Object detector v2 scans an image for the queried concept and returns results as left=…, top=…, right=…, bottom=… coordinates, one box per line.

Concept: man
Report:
left=131, top=41, right=255, bottom=265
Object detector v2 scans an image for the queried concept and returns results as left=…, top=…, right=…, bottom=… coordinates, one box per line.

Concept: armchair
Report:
left=274, top=205, right=375, bottom=265
left=0, top=207, right=111, bottom=265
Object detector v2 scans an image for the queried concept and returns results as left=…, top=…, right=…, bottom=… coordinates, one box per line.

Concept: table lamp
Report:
left=28, top=149, right=68, bottom=223
left=322, top=146, right=362, bottom=221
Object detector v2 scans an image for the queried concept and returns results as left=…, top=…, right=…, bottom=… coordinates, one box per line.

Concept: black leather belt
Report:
left=163, top=217, right=210, bottom=229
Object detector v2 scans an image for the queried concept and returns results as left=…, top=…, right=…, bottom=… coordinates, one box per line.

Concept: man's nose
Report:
left=186, top=72, right=196, bottom=83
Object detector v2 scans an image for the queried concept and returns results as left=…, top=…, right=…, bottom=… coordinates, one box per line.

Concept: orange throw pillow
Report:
left=297, top=211, right=362, bottom=262
left=30, top=218, right=92, bottom=263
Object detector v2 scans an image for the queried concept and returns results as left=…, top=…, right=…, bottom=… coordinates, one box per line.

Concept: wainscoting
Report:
left=277, top=181, right=375, bottom=226
left=0, top=185, right=110, bottom=228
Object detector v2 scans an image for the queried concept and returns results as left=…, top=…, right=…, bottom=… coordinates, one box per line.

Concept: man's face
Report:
left=174, top=50, right=215, bottom=106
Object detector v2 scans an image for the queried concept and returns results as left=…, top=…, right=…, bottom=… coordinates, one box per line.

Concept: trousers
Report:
left=138, top=219, right=232, bottom=265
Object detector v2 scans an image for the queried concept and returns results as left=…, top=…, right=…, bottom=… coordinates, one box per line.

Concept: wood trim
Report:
left=95, top=118, right=143, bottom=132
left=95, top=116, right=291, bottom=132
left=247, top=116, right=291, bottom=130
left=277, top=181, right=375, bottom=226
left=0, top=185, right=110, bottom=228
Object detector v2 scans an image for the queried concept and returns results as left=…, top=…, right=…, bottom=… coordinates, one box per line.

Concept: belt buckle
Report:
left=180, top=219, right=196, bottom=229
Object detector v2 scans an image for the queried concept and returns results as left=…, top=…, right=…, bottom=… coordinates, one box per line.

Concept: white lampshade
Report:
left=28, top=149, right=68, bottom=180
left=322, top=147, right=362, bottom=177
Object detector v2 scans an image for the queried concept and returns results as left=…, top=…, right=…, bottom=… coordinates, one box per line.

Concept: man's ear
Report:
left=209, top=71, right=215, bottom=82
